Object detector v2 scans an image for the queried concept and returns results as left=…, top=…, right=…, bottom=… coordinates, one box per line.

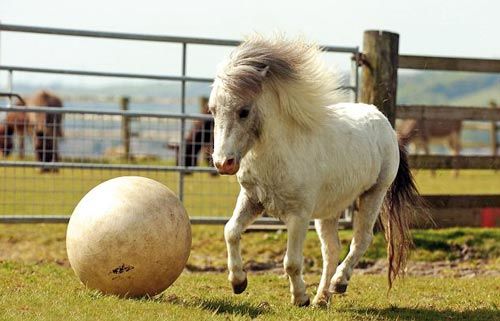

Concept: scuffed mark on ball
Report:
left=111, top=264, right=135, bottom=274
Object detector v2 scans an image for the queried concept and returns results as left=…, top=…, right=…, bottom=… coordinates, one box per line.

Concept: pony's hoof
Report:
left=312, top=296, right=330, bottom=308
left=232, top=278, right=247, bottom=294
left=292, top=295, right=310, bottom=307
left=298, top=298, right=310, bottom=307
left=332, top=283, right=348, bottom=294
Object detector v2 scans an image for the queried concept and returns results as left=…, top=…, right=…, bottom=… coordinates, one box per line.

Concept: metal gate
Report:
left=0, top=24, right=359, bottom=226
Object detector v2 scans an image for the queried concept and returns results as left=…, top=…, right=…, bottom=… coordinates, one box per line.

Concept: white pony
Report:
left=209, top=35, right=421, bottom=307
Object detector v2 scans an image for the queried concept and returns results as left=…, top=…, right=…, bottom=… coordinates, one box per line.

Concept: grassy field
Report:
left=1, top=262, right=498, bottom=321
left=412, top=169, right=500, bottom=195
left=2, top=225, right=499, bottom=268
left=0, top=225, right=499, bottom=320
left=1, top=167, right=500, bottom=217
left=0, top=165, right=239, bottom=216
left=1, top=164, right=499, bottom=319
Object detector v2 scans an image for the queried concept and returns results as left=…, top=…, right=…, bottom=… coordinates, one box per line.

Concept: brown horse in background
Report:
left=397, top=118, right=462, bottom=175
left=0, top=91, right=64, bottom=170
left=398, top=119, right=462, bottom=155
left=0, top=110, right=29, bottom=157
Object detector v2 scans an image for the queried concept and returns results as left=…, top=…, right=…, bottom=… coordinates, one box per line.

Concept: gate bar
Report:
left=0, top=24, right=359, bottom=53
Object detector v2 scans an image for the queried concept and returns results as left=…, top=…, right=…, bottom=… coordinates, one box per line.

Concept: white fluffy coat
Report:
left=209, top=35, right=411, bottom=307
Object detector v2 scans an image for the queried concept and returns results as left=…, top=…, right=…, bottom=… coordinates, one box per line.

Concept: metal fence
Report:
left=0, top=24, right=359, bottom=225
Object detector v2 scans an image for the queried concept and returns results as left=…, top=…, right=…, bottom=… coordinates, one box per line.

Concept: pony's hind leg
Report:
left=225, top=190, right=263, bottom=294
left=312, top=218, right=341, bottom=307
left=330, top=185, right=388, bottom=293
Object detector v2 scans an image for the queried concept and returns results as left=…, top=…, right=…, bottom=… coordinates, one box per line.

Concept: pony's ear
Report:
left=260, top=65, right=270, bottom=78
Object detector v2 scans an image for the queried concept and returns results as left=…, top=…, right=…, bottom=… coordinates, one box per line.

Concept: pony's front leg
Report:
left=312, top=218, right=341, bottom=307
left=225, top=190, right=263, bottom=294
left=284, top=215, right=310, bottom=307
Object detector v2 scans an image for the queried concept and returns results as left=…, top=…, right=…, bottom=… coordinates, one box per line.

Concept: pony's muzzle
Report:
left=214, top=157, right=239, bottom=175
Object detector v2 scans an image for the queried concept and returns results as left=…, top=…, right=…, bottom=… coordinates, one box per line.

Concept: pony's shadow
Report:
left=87, top=290, right=268, bottom=318
left=347, top=306, right=498, bottom=320
left=196, top=298, right=269, bottom=318
left=162, top=295, right=270, bottom=318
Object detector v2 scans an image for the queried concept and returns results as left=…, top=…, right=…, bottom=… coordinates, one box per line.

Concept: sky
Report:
left=0, top=0, right=498, bottom=86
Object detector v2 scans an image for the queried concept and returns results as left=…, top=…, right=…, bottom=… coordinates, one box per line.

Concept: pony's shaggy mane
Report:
left=217, top=34, right=346, bottom=129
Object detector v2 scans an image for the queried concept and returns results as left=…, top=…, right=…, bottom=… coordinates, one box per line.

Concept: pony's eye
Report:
left=238, top=108, right=250, bottom=119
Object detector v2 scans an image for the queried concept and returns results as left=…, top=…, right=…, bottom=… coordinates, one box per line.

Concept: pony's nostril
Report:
left=214, top=157, right=238, bottom=174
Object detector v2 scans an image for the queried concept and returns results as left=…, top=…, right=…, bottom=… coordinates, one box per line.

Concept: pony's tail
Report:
left=380, top=140, right=425, bottom=290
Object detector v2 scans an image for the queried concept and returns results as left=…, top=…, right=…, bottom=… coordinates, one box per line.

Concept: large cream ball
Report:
left=66, top=176, right=191, bottom=297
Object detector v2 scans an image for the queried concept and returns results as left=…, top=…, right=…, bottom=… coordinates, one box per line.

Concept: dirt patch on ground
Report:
left=356, top=259, right=500, bottom=277
left=186, top=259, right=499, bottom=278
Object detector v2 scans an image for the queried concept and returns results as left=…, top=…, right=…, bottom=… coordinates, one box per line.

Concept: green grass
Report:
left=2, top=224, right=499, bottom=268
left=1, top=261, right=499, bottom=321
left=1, top=225, right=499, bottom=320
left=411, top=228, right=500, bottom=261
left=1, top=167, right=500, bottom=217
left=0, top=166, right=239, bottom=216
left=1, top=165, right=499, bottom=319
left=413, top=170, right=500, bottom=195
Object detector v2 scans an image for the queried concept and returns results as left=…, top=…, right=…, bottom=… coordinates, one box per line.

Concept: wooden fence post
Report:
left=120, top=96, right=130, bottom=160
left=360, top=30, right=399, bottom=127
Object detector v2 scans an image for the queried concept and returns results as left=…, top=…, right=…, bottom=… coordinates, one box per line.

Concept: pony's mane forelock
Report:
left=217, top=34, right=346, bottom=128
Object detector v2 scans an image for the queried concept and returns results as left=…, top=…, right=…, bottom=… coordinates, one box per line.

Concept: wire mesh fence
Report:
left=0, top=24, right=359, bottom=225
left=0, top=105, right=239, bottom=219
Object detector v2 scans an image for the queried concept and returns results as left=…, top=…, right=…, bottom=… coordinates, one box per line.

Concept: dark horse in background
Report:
left=0, top=91, right=64, bottom=171
left=168, top=97, right=214, bottom=170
